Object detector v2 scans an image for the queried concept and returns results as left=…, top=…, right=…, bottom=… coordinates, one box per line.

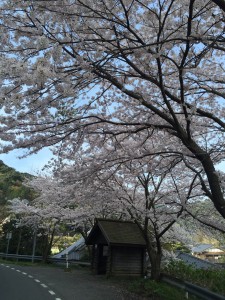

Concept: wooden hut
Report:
left=86, top=219, right=146, bottom=276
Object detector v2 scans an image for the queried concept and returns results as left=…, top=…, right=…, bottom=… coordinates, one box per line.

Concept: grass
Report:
left=164, top=260, right=225, bottom=296
left=0, top=258, right=49, bottom=267
left=129, top=278, right=201, bottom=300
left=108, top=276, right=198, bottom=300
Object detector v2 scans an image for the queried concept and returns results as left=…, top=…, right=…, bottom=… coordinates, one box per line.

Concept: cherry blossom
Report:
left=0, top=2, right=225, bottom=235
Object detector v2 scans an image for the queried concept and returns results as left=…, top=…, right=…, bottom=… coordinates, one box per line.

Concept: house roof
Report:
left=192, top=244, right=213, bottom=253
left=176, top=252, right=217, bottom=270
left=192, top=244, right=225, bottom=254
left=86, top=219, right=146, bottom=246
left=53, top=237, right=86, bottom=258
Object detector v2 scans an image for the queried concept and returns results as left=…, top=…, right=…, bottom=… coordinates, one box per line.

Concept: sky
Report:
left=0, top=147, right=225, bottom=175
left=0, top=148, right=53, bottom=175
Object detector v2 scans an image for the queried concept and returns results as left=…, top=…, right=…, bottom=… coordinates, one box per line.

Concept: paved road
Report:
left=0, top=263, right=123, bottom=300
left=0, top=263, right=59, bottom=300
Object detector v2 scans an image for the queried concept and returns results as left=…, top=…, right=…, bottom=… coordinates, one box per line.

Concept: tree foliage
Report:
left=8, top=154, right=200, bottom=279
left=0, top=219, right=53, bottom=257
left=0, top=1, right=225, bottom=219
left=0, top=160, right=34, bottom=205
left=0, top=160, right=34, bottom=225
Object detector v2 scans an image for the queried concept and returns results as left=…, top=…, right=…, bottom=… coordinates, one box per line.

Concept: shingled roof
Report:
left=86, top=219, right=146, bottom=246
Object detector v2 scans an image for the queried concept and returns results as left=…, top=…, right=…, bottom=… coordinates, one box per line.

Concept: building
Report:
left=53, top=237, right=86, bottom=261
left=176, top=251, right=218, bottom=269
left=86, top=219, right=146, bottom=276
left=192, top=244, right=225, bottom=262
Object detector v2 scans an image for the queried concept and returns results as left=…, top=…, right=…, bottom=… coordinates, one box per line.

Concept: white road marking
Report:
left=2, top=265, right=61, bottom=299
left=49, top=290, right=56, bottom=295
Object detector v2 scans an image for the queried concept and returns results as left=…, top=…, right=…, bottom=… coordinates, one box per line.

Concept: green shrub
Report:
left=164, top=260, right=225, bottom=295
left=128, top=278, right=194, bottom=300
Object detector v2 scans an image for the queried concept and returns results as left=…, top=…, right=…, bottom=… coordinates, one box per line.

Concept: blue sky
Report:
left=0, top=146, right=225, bottom=175
left=0, top=148, right=53, bottom=175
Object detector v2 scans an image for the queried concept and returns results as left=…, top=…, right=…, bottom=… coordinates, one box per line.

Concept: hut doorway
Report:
left=97, top=245, right=108, bottom=274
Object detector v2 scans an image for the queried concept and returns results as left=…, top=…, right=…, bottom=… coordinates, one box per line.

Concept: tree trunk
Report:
left=135, top=219, right=162, bottom=281
left=16, top=228, right=22, bottom=261
left=80, top=230, right=92, bottom=260
left=148, top=250, right=162, bottom=281
left=212, top=0, right=225, bottom=12
left=42, top=235, right=49, bottom=263
left=42, top=227, right=56, bottom=263
left=180, top=132, right=225, bottom=219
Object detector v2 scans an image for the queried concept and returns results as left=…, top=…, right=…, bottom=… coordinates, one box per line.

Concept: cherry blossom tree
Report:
left=54, top=139, right=198, bottom=280
left=9, top=176, right=77, bottom=262
left=185, top=198, right=225, bottom=236
left=7, top=140, right=193, bottom=278
left=57, top=126, right=225, bottom=278
left=10, top=142, right=225, bottom=278
left=0, top=1, right=225, bottom=220
left=9, top=173, right=121, bottom=259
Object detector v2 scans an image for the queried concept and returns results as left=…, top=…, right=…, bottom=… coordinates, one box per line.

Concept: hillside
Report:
left=0, top=160, right=34, bottom=205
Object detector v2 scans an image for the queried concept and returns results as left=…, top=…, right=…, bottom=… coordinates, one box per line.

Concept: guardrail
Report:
left=0, top=253, right=90, bottom=266
left=0, top=253, right=42, bottom=261
left=161, top=273, right=225, bottom=300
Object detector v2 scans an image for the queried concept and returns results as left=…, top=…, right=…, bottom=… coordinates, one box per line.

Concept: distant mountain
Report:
left=0, top=160, right=34, bottom=205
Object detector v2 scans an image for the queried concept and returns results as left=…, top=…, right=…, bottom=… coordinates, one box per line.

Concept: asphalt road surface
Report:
left=0, top=262, right=123, bottom=300
left=0, top=263, right=60, bottom=300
